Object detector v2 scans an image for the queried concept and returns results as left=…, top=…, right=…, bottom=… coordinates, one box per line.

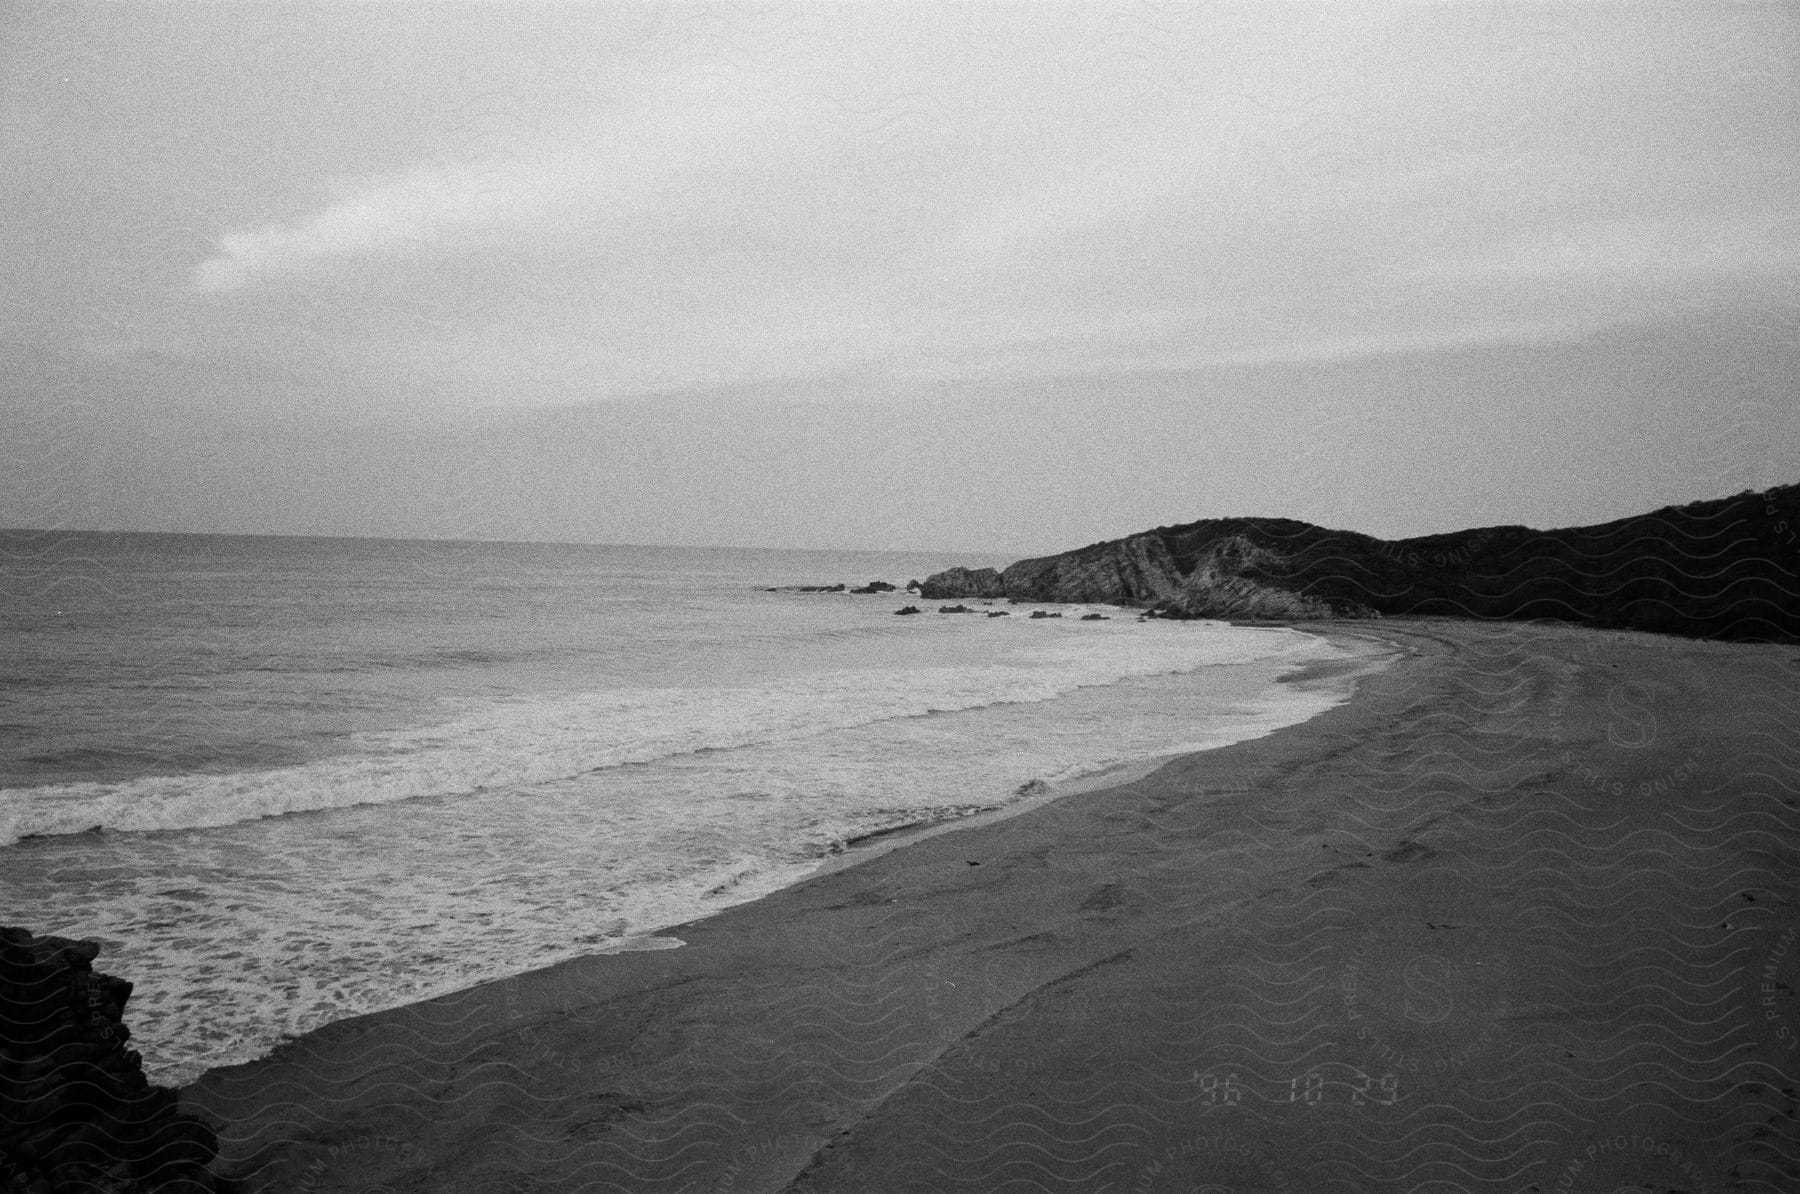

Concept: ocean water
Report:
left=0, top=530, right=1360, bottom=1085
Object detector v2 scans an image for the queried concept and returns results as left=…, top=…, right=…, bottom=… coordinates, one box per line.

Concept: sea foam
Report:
left=3, top=622, right=1361, bottom=1086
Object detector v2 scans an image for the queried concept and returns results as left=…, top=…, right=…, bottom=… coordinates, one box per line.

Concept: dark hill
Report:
left=920, top=484, right=1800, bottom=641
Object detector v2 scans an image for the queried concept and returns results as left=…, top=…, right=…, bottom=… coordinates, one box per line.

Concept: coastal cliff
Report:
left=921, top=483, right=1800, bottom=640
left=913, top=566, right=1006, bottom=600
left=995, top=534, right=1184, bottom=606
left=921, top=526, right=1339, bottom=619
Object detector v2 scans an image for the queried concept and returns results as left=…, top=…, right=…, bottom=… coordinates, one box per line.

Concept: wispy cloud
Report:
left=1396, top=217, right=1800, bottom=285
left=191, top=158, right=570, bottom=292
left=190, top=74, right=815, bottom=293
left=172, top=1, right=1800, bottom=407
left=1193, top=317, right=1618, bottom=371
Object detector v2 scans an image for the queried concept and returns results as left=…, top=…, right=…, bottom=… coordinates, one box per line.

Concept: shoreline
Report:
left=180, top=617, right=1800, bottom=1192
left=179, top=623, right=1406, bottom=1170
left=6, top=615, right=1369, bottom=1092
left=175, top=621, right=1410, bottom=1182
left=809, top=626, right=1401, bottom=880
left=132, top=621, right=1385, bottom=1082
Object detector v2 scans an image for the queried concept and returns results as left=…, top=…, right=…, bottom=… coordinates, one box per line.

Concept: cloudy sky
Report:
left=3, top=1, right=1797, bottom=554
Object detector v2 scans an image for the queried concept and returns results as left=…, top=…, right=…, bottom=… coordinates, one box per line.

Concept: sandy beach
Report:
left=181, top=618, right=1800, bottom=1192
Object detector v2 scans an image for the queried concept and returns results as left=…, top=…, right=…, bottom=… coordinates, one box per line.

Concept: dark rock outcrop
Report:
left=849, top=581, right=897, bottom=594
left=1160, top=534, right=1336, bottom=620
left=0, top=926, right=228, bottom=1193
left=913, top=483, right=1800, bottom=641
left=917, top=567, right=1006, bottom=600
left=1079, top=613, right=1111, bottom=621
left=937, top=605, right=975, bottom=614
left=893, top=605, right=921, bottom=616
left=986, top=610, right=1010, bottom=617
left=983, top=529, right=1330, bottom=619
left=999, top=534, right=1185, bottom=607
left=765, top=584, right=846, bottom=593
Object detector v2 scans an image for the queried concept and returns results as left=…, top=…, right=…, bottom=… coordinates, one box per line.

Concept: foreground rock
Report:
left=1, top=927, right=227, bottom=1192
left=917, top=482, right=1800, bottom=639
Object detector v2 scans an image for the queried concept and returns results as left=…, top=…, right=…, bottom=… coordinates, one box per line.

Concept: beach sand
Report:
left=181, top=619, right=1800, bottom=1192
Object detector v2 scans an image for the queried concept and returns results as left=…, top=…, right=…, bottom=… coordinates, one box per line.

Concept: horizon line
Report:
left=0, top=525, right=1031, bottom=560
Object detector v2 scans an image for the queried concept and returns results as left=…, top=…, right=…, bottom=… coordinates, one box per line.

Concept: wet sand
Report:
left=181, top=619, right=1800, bottom=1192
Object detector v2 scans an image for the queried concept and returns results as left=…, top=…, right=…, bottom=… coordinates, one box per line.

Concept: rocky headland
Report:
left=920, top=482, right=1800, bottom=640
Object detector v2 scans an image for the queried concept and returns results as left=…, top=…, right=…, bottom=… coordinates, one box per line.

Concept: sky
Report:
left=2, top=1, right=1797, bottom=556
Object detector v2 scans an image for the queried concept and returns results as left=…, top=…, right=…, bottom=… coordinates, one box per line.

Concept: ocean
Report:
left=0, top=530, right=1359, bottom=1086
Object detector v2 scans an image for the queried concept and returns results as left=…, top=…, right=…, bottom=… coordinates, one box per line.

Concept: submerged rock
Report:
left=937, top=604, right=975, bottom=614
left=893, top=605, right=921, bottom=616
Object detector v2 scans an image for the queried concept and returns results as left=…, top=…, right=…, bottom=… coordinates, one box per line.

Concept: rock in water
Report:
left=894, top=605, right=922, bottom=616
left=0, top=926, right=228, bottom=1192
